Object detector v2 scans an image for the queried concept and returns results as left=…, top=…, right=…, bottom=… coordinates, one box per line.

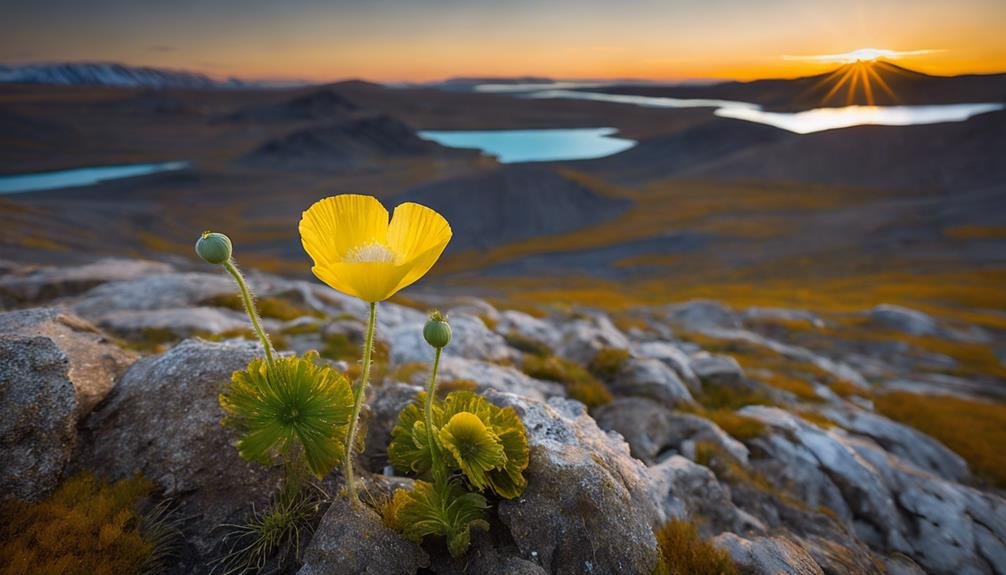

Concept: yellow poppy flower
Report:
left=299, top=194, right=452, bottom=303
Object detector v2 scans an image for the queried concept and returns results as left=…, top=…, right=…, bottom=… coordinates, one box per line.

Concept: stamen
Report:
left=344, top=241, right=396, bottom=263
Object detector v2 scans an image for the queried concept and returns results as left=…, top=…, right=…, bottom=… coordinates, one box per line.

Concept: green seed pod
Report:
left=423, top=310, right=452, bottom=349
left=196, top=231, right=232, bottom=265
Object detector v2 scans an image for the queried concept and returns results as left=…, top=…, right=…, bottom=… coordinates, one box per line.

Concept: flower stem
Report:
left=344, top=301, right=377, bottom=503
left=424, top=346, right=443, bottom=480
left=222, top=259, right=273, bottom=367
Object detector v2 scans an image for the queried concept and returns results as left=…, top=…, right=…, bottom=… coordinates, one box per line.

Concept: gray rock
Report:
left=649, top=455, right=757, bottom=534
left=488, top=392, right=663, bottom=575
left=438, top=356, right=563, bottom=402
left=869, top=304, right=940, bottom=337
left=498, top=310, right=562, bottom=349
left=611, top=357, right=694, bottom=407
left=714, top=533, right=824, bottom=575
left=1, top=308, right=135, bottom=500
left=76, top=338, right=283, bottom=559
left=364, top=381, right=423, bottom=472
left=632, top=340, right=700, bottom=391
left=742, top=306, right=824, bottom=328
left=690, top=353, right=745, bottom=387
left=558, top=313, right=630, bottom=364
left=71, top=271, right=235, bottom=319
left=665, top=412, right=750, bottom=464
left=387, top=312, right=511, bottom=365
left=665, top=299, right=740, bottom=329
left=0, top=258, right=173, bottom=308
left=594, top=397, right=678, bottom=463
left=298, top=497, right=428, bottom=575
left=432, top=534, right=548, bottom=575
left=94, top=306, right=250, bottom=338
left=824, top=404, right=969, bottom=482
left=445, top=297, right=500, bottom=326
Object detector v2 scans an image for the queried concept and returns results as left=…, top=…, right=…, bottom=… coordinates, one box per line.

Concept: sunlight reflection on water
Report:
left=0, top=161, right=189, bottom=194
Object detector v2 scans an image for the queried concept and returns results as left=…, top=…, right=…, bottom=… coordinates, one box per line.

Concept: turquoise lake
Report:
left=0, top=161, right=189, bottom=194
left=419, top=128, right=636, bottom=163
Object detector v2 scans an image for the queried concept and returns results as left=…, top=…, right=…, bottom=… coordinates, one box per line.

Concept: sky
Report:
left=1, top=0, right=1004, bottom=83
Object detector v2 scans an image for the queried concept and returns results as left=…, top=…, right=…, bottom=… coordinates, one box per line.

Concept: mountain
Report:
left=581, top=61, right=1006, bottom=111
left=221, top=89, right=358, bottom=122
left=0, top=62, right=250, bottom=89
left=393, top=166, right=631, bottom=251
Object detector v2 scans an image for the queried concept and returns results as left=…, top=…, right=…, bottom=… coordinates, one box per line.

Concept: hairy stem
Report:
left=223, top=259, right=273, bottom=367
left=424, top=346, right=443, bottom=480
left=344, top=301, right=377, bottom=503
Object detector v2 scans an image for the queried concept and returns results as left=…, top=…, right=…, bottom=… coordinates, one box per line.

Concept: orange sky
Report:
left=1, top=0, right=1004, bottom=82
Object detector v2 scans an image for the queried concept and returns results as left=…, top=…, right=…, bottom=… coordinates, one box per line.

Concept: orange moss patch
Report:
left=703, top=409, right=768, bottom=441
left=588, top=346, right=631, bottom=381
left=0, top=473, right=160, bottom=575
left=521, top=355, right=613, bottom=408
left=874, top=392, right=1006, bottom=488
left=654, top=519, right=739, bottom=575
left=944, top=225, right=1006, bottom=240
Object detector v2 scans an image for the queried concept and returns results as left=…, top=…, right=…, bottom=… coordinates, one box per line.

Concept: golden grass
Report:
left=521, top=355, right=613, bottom=408
left=874, top=392, right=1006, bottom=488
left=200, top=293, right=321, bottom=322
left=653, top=519, right=739, bottom=575
left=588, top=347, right=631, bottom=380
left=944, top=225, right=1006, bottom=240
left=0, top=473, right=158, bottom=575
left=703, top=409, right=768, bottom=441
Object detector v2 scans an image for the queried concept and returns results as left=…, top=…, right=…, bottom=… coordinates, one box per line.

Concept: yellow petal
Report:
left=299, top=195, right=390, bottom=270
left=313, top=261, right=412, bottom=303
left=386, top=202, right=452, bottom=293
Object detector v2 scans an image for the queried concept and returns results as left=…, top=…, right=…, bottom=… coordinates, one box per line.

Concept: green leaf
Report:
left=438, top=412, right=506, bottom=491
left=440, top=392, right=529, bottom=499
left=219, top=352, right=354, bottom=478
left=391, top=479, right=489, bottom=558
left=387, top=393, right=437, bottom=474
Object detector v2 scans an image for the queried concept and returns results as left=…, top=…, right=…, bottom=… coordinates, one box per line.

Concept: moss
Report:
left=695, top=441, right=809, bottom=513
left=521, top=355, right=613, bottom=408
left=795, top=409, right=836, bottom=429
left=280, top=321, right=324, bottom=336
left=390, top=362, right=428, bottom=384
left=703, top=409, right=767, bottom=441
left=694, top=382, right=776, bottom=412
left=0, top=473, right=171, bottom=575
left=875, top=392, right=1006, bottom=488
left=503, top=332, right=553, bottom=357
left=588, top=347, right=631, bottom=380
left=434, top=379, right=480, bottom=398
left=653, top=519, right=738, bottom=575
left=200, top=293, right=320, bottom=321
left=478, top=313, right=499, bottom=331
left=756, top=371, right=821, bottom=402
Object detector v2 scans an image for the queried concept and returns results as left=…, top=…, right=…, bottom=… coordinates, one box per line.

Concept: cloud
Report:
left=782, top=48, right=945, bottom=63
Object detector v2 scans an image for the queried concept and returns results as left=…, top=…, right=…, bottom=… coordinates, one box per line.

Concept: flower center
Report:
left=344, top=241, right=396, bottom=264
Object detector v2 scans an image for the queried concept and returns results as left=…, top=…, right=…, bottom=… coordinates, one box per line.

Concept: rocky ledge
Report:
left=1, top=258, right=1004, bottom=574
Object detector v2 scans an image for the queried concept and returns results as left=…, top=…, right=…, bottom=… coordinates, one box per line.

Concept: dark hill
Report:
left=393, top=166, right=632, bottom=251
left=584, top=62, right=1006, bottom=111
left=222, top=89, right=358, bottom=122
left=242, top=114, right=442, bottom=169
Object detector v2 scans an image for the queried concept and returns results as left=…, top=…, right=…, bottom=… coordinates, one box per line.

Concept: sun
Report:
left=784, top=47, right=943, bottom=64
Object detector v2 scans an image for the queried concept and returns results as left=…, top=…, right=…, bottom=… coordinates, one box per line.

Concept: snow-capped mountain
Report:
left=0, top=62, right=251, bottom=89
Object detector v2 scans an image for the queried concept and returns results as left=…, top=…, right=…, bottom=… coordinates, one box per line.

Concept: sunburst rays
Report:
left=802, top=60, right=905, bottom=107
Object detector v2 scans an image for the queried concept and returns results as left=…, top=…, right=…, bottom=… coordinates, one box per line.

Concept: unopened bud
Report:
left=196, top=231, right=232, bottom=265
left=423, top=310, right=452, bottom=349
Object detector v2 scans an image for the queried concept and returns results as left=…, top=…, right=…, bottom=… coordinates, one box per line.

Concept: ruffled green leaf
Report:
left=219, top=351, right=354, bottom=478
left=440, top=391, right=529, bottom=499
left=390, top=479, right=489, bottom=558
left=388, top=393, right=437, bottom=474
left=438, top=412, right=505, bottom=491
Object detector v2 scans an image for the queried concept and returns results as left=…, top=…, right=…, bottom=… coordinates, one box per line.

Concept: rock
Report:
left=665, top=299, right=740, bottom=329
left=93, top=307, right=250, bottom=338
left=438, top=357, right=563, bottom=402
left=364, top=381, right=423, bottom=472
left=387, top=313, right=511, bottom=365
left=498, top=310, right=562, bottom=349
left=298, top=497, right=428, bottom=575
left=632, top=340, right=700, bottom=391
left=869, top=304, right=940, bottom=337
left=71, top=272, right=234, bottom=320
left=740, top=406, right=909, bottom=552
left=76, top=338, right=283, bottom=561
left=665, top=413, right=750, bottom=464
left=0, top=308, right=136, bottom=500
left=445, top=297, right=500, bottom=326
left=488, top=392, right=663, bottom=575
left=689, top=353, right=745, bottom=387
left=558, top=313, right=631, bottom=364
left=594, top=398, right=678, bottom=463
left=0, top=258, right=173, bottom=308
left=824, top=404, right=969, bottom=482
left=432, top=533, right=548, bottom=575
left=713, top=533, right=824, bottom=575
left=742, top=307, right=824, bottom=327
left=650, top=456, right=757, bottom=533
left=611, top=357, right=693, bottom=407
